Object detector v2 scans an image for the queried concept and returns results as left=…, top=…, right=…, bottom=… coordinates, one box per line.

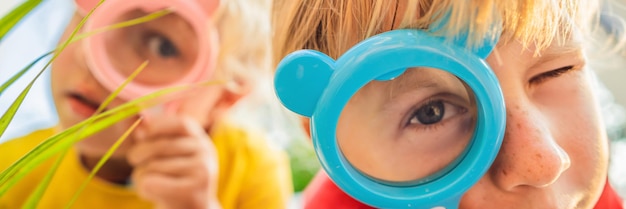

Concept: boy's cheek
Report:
left=172, top=86, right=228, bottom=129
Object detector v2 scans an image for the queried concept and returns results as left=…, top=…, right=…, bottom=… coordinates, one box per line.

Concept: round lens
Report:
left=102, top=9, right=199, bottom=86
left=336, top=67, right=478, bottom=185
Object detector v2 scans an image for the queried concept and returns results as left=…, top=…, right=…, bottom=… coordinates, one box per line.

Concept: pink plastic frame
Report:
left=75, top=0, right=220, bottom=101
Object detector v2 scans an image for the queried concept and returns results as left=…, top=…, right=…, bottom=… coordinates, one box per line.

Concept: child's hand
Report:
left=128, top=115, right=221, bottom=209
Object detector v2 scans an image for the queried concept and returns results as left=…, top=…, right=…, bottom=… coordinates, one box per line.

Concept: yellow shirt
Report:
left=0, top=123, right=292, bottom=209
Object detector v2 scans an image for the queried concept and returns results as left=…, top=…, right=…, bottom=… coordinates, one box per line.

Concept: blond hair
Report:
left=272, top=0, right=600, bottom=65
left=212, top=0, right=272, bottom=93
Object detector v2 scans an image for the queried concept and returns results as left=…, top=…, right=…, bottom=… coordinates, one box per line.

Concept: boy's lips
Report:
left=66, top=92, right=105, bottom=118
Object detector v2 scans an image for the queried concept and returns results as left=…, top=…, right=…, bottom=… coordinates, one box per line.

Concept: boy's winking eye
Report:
left=529, top=65, right=577, bottom=84
left=523, top=41, right=586, bottom=86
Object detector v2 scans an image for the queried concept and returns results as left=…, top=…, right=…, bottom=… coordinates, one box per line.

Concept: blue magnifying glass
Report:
left=274, top=27, right=506, bottom=209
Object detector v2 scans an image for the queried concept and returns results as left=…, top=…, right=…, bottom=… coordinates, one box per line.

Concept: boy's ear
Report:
left=74, top=0, right=99, bottom=15
left=222, top=79, right=250, bottom=107
left=274, top=50, right=334, bottom=117
left=215, top=88, right=242, bottom=114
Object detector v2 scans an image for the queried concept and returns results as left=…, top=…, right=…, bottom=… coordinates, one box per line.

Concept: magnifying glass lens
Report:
left=337, top=67, right=477, bottom=185
left=102, top=9, right=199, bottom=86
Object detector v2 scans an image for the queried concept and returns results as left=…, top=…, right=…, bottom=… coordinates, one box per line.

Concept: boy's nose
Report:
left=489, top=104, right=571, bottom=191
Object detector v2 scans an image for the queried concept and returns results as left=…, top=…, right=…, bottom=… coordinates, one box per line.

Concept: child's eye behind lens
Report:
left=411, top=100, right=445, bottom=125
left=146, top=34, right=179, bottom=58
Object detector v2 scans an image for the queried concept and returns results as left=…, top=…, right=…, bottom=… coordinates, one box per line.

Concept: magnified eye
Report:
left=337, top=68, right=478, bottom=185
left=409, top=100, right=465, bottom=126
left=412, top=101, right=444, bottom=124
left=147, top=34, right=179, bottom=58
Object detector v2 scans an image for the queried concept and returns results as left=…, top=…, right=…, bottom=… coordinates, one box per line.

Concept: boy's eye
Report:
left=529, top=65, right=575, bottom=84
left=147, top=35, right=179, bottom=58
left=411, top=101, right=445, bottom=125
left=409, top=100, right=465, bottom=126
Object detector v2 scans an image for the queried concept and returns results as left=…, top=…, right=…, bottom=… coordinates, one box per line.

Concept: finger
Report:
left=134, top=173, right=208, bottom=208
left=127, top=136, right=198, bottom=166
left=135, top=156, right=207, bottom=178
left=135, top=116, right=208, bottom=141
left=136, top=115, right=188, bottom=139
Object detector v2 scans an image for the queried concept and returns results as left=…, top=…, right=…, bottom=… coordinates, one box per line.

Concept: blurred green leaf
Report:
left=0, top=0, right=97, bottom=193
left=21, top=150, right=68, bottom=209
left=65, top=118, right=142, bottom=209
left=0, top=0, right=176, bottom=202
left=19, top=59, right=148, bottom=208
left=0, top=51, right=52, bottom=97
left=0, top=0, right=103, bottom=140
left=97, top=61, right=148, bottom=115
left=0, top=0, right=42, bottom=43
left=0, top=2, right=171, bottom=140
left=70, top=9, right=172, bottom=43
left=0, top=80, right=220, bottom=197
left=0, top=74, right=37, bottom=139
left=0, top=51, right=52, bottom=139
left=286, top=137, right=320, bottom=192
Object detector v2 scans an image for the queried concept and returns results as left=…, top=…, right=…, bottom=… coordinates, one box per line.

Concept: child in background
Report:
left=273, top=0, right=624, bottom=208
left=0, top=0, right=292, bottom=208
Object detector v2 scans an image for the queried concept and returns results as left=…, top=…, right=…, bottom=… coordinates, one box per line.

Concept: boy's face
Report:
left=461, top=40, right=608, bottom=208
left=50, top=13, right=224, bottom=159
left=336, top=38, right=609, bottom=208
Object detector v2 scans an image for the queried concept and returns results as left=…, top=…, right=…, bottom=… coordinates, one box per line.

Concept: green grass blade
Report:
left=0, top=0, right=164, bottom=175
left=0, top=8, right=168, bottom=98
left=64, top=118, right=142, bottom=209
left=70, top=9, right=172, bottom=43
left=0, top=51, right=52, bottom=97
left=0, top=125, right=79, bottom=182
left=0, top=51, right=52, bottom=139
left=0, top=0, right=103, bottom=191
left=55, top=61, right=146, bottom=208
left=0, top=80, right=222, bottom=196
left=96, top=61, right=148, bottom=115
left=0, top=0, right=105, bottom=139
left=0, top=105, right=138, bottom=196
left=20, top=149, right=69, bottom=209
left=0, top=0, right=43, bottom=42
left=0, top=0, right=195, bottom=200
left=0, top=7, right=170, bottom=136
left=0, top=77, right=36, bottom=139
left=0, top=59, right=187, bottom=191
left=15, top=52, right=141, bottom=206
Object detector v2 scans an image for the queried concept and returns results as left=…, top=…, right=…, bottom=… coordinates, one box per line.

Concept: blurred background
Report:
left=592, top=0, right=626, bottom=199
left=0, top=0, right=624, bottom=208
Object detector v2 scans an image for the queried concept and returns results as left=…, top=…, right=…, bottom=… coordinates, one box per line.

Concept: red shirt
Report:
left=304, top=171, right=624, bottom=209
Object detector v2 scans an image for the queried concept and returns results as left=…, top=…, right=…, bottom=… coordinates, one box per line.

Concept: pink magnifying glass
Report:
left=74, top=0, right=220, bottom=107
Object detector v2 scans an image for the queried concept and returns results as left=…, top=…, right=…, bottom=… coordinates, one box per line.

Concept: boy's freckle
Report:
left=502, top=169, right=508, bottom=176
left=536, top=153, right=543, bottom=159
